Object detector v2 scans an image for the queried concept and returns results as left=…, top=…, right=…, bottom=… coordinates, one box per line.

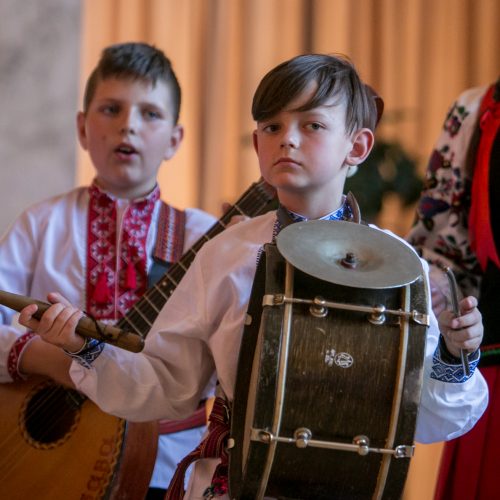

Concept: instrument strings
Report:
left=0, top=381, right=83, bottom=480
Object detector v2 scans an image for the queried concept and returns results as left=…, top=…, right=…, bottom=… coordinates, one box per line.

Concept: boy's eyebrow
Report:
left=94, top=96, right=167, bottom=110
left=257, top=107, right=332, bottom=123
left=291, top=100, right=341, bottom=113
left=285, top=104, right=339, bottom=117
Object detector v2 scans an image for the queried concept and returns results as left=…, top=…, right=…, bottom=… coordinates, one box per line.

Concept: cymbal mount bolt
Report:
left=341, top=252, right=357, bottom=269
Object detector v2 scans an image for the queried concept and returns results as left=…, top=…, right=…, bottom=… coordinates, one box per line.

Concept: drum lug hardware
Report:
left=411, top=311, right=430, bottom=325
left=251, top=428, right=273, bottom=443
left=394, top=445, right=415, bottom=458
left=368, top=305, right=386, bottom=325
left=310, top=297, right=328, bottom=318
left=353, top=435, right=370, bottom=456
left=250, top=427, right=414, bottom=458
left=262, top=294, right=284, bottom=306
left=294, top=427, right=312, bottom=448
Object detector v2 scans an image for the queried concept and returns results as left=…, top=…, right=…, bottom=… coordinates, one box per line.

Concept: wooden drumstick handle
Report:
left=0, top=289, right=144, bottom=353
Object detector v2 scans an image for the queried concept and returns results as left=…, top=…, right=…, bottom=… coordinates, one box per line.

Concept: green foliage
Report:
left=345, top=140, right=423, bottom=222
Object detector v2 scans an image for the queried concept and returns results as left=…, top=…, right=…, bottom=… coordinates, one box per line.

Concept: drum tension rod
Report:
left=262, top=294, right=429, bottom=326
left=249, top=427, right=415, bottom=459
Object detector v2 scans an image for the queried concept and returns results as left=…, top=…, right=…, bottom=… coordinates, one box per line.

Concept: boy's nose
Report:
left=120, top=110, right=139, bottom=135
left=120, top=124, right=135, bottom=134
left=280, top=130, right=299, bottom=148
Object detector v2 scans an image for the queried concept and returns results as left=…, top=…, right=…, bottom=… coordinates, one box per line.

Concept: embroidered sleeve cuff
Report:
left=7, top=332, right=37, bottom=381
left=430, top=335, right=480, bottom=383
left=63, top=337, right=104, bottom=369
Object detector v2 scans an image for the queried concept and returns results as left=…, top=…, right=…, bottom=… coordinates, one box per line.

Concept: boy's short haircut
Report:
left=83, top=42, right=182, bottom=123
left=252, top=53, right=377, bottom=133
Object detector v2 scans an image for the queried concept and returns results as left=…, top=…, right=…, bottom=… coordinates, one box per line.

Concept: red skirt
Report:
left=434, top=366, right=500, bottom=500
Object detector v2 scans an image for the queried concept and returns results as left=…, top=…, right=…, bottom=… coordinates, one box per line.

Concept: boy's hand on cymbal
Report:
left=438, top=296, right=483, bottom=358
left=18, top=292, right=85, bottom=353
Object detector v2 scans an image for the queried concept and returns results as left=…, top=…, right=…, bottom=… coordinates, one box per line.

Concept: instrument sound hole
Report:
left=23, top=385, right=82, bottom=446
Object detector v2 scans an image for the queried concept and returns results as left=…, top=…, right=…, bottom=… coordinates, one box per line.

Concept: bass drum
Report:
left=229, top=222, right=429, bottom=500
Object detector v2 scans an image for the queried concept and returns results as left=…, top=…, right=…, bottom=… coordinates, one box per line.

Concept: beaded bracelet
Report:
left=63, top=336, right=104, bottom=369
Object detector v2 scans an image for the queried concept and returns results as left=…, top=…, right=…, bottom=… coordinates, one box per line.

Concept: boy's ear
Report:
left=345, top=128, right=374, bottom=166
left=76, top=112, right=88, bottom=150
left=252, top=130, right=259, bottom=153
left=163, top=124, right=184, bottom=160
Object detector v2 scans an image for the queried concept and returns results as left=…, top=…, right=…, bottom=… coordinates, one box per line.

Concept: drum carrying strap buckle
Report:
left=250, top=427, right=415, bottom=458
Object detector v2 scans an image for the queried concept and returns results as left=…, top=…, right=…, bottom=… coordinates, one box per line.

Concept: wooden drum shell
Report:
left=230, top=243, right=428, bottom=500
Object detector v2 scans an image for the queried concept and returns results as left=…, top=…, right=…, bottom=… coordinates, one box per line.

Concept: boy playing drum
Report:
left=8, top=54, right=487, bottom=499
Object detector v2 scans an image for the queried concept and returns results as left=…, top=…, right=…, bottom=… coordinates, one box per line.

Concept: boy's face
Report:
left=77, top=77, right=182, bottom=199
left=253, top=82, right=372, bottom=216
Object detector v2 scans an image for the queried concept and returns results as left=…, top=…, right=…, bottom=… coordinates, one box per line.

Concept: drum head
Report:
left=276, top=220, right=422, bottom=289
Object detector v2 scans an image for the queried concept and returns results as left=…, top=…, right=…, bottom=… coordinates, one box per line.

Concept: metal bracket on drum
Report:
left=250, top=427, right=415, bottom=459
left=262, top=294, right=429, bottom=326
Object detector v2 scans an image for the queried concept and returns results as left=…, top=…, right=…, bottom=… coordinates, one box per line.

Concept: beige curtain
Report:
left=79, top=0, right=499, bottom=222
left=78, top=1, right=499, bottom=498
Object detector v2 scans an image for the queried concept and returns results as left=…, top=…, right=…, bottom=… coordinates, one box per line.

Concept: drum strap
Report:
left=165, top=396, right=231, bottom=499
left=228, top=248, right=270, bottom=498
left=346, top=191, right=362, bottom=223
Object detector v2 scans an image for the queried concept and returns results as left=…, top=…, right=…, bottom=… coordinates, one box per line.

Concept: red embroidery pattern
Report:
left=154, top=203, right=186, bottom=264
left=86, top=184, right=159, bottom=320
left=166, top=397, right=230, bottom=499
left=7, top=332, right=36, bottom=381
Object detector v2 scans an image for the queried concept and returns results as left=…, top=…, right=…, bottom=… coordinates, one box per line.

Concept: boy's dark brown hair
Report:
left=252, top=53, right=378, bottom=133
left=83, top=42, right=182, bottom=123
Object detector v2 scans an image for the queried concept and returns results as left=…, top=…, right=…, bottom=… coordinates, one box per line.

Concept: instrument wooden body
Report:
left=230, top=241, right=429, bottom=500
left=0, top=179, right=276, bottom=499
left=0, top=376, right=157, bottom=499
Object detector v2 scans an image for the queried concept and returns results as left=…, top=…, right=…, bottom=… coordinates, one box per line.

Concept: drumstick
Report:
left=443, top=267, right=471, bottom=377
left=0, top=289, right=144, bottom=353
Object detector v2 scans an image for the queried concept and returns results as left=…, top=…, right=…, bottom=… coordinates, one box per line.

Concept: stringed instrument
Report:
left=0, top=178, right=276, bottom=500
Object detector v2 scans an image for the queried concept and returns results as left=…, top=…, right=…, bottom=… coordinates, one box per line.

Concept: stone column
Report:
left=0, top=0, right=81, bottom=234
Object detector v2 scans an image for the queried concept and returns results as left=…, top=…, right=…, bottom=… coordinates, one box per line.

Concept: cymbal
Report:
left=276, top=220, right=422, bottom=289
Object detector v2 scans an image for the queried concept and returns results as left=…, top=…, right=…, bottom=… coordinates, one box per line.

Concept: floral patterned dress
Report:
left=407, top=81, right=500, bottom=500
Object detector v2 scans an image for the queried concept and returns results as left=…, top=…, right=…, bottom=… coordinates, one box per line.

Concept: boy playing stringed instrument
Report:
left=5, top=54, right=488, bottom=499
left=0, top=42, right=222, bottom=498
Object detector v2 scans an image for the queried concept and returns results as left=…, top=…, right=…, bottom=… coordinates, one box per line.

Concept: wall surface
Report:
left=0, top=0, right=81, bottom=235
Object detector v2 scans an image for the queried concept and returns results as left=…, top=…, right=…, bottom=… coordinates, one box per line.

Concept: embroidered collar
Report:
left=86, top=181, right=160, bottom=321
left=274, top=195, right=353, bottom=239
left=287, top=195, right=353, bottom=223
left=89, top=181, right=161, bottom=204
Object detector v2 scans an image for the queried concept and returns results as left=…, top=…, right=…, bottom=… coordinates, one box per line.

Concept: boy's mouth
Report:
left=115, top=143, right=138, bottom=156
left=274, top=157, right=301, bottom=166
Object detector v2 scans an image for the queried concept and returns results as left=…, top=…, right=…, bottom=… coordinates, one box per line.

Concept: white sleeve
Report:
left=0, top=211, right=39, bottom=381
left=69, top=249, right=217, bottom=421
left=414, top=267, right=488, bottom=443
left=415, top=365, right=488, bottom=443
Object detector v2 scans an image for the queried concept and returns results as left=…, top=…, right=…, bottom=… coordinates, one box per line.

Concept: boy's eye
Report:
left=100, top=104, right=120, bottom=115
left=143, top=109, right=162, bottom=120
left=307, top=122, right=323, bottom=130
left=263, top=123, right=280, bottom=133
